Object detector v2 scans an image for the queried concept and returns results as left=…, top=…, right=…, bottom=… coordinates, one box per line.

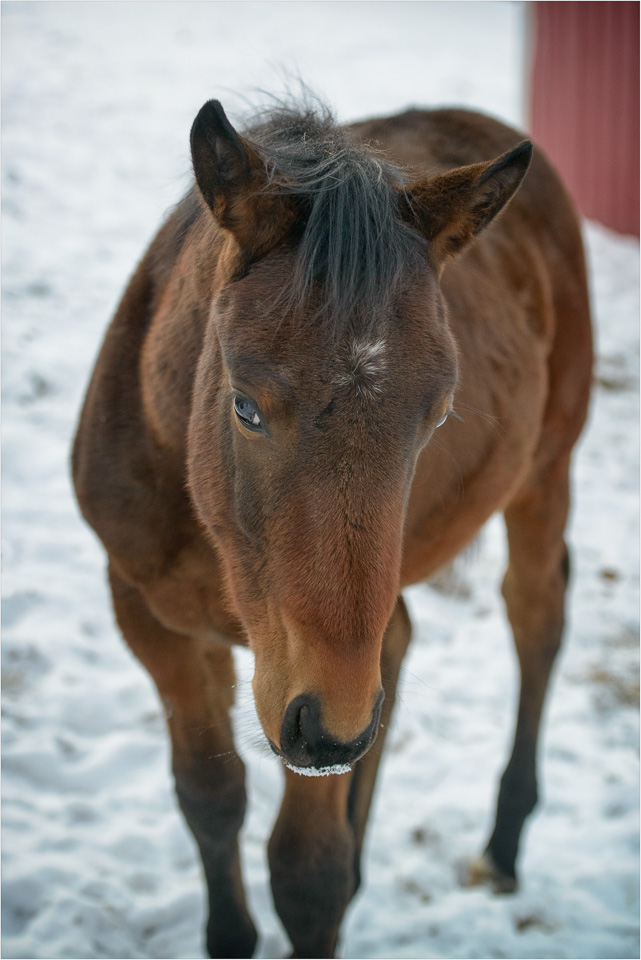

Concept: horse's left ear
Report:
left=403, top=140, right=533, bottom=263
left=190, top=99, right=296, bottom=256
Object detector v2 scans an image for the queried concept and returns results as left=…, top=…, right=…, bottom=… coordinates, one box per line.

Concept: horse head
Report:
left=186, top=100, right=531, bottom=772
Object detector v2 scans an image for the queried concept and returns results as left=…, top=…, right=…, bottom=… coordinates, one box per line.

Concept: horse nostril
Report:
left=278, top=691, right=384, bottom=770
left=280, top=694, right=320, bottom=766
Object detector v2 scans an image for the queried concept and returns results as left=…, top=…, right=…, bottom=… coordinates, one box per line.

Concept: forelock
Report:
left=241, top=96, right=426, bottom=334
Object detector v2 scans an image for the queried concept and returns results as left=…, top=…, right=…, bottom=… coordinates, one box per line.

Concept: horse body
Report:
left=73, top=98, right=591, bottom=958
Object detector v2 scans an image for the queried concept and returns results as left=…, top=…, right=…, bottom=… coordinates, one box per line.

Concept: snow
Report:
left=2, top=3, right=638, bottom=959
left=283, top=763, right=352, bottom=778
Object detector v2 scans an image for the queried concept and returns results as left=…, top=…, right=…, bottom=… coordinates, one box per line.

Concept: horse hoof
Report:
left=207, top=925, right=258, bottom=959
left=459, top=851, right=518, bottom=894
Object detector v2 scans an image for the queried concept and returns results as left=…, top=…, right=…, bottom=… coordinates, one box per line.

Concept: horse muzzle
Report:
left=269, top=689, right=385, bottom=771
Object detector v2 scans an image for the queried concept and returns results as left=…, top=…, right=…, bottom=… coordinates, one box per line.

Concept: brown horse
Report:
left=72, top=93, right=592, bottom=958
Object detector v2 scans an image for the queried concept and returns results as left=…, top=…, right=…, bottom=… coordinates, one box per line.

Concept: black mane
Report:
left=242, top=96, right=425, bottom=330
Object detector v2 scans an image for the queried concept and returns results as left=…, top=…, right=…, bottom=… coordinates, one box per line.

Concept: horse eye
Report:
left=436, top=412, right=449, bottom=428
left=234, top=396, right=263, bottom=432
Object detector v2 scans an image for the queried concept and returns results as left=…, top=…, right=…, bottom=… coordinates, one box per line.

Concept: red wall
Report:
left=530, top=2, right=639, bottom=236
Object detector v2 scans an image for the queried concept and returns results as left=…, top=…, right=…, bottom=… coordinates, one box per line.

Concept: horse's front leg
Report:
left=269, top=771, right=354, bottom=959
left=268, top=596, right=413, bottom=958
left=109, top=567, right=257, bottom=959
left=347, top=596, right=412, bottom=890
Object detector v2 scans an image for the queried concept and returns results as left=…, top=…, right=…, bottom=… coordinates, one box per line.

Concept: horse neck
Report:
left=138, top=199, right=226, bottom=459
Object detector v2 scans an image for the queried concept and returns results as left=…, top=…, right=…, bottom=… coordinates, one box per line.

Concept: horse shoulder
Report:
left=72, top=193, right=241, bottom=642
left=392, top=111, right=591, bottom=582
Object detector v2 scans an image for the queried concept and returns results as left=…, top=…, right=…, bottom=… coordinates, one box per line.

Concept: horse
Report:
left=72, top=91, right=592, bottom=959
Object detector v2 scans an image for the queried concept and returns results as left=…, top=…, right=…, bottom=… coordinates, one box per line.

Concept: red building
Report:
left=529, top=2, right=639, bottom=237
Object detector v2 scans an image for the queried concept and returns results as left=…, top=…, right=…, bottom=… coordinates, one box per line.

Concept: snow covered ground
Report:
left=2, top=3, right=638, bottom=959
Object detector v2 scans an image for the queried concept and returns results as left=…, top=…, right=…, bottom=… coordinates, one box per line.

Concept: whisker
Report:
left=455, top=400, right=505, bottom=437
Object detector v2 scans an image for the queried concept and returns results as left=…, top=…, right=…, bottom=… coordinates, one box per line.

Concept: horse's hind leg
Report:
left=108, top=567, right=257, bottom=959
left=473, top=452, right=573, bottom=891
left=268, top=596, right=412, bottom=959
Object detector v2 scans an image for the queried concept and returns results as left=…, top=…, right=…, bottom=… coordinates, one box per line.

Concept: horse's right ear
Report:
left=190, top=100, right=295, bottom=255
